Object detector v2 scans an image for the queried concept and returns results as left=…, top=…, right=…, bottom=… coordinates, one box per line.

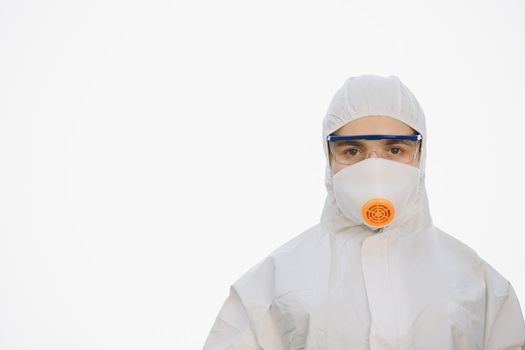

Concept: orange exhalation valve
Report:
left=361, top=198, right=395, bottom=226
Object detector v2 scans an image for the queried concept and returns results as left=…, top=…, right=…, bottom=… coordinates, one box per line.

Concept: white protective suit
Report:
left=203, top=75, right=525, bottom=349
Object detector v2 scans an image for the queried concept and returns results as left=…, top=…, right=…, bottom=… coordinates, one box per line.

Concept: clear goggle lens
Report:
left=327, top=134, right=422, bottom=166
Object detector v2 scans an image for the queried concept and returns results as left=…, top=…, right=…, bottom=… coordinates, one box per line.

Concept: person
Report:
left=203, top=75, right=525, bottom=349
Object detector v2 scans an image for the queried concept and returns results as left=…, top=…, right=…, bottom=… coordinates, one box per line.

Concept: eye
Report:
left=388, top=147, right=402, bottom=155
left=344, top=147, right=362, bottom=157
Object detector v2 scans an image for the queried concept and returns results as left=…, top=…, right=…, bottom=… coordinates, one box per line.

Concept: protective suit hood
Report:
left=320, top=75, right=433, bottom=235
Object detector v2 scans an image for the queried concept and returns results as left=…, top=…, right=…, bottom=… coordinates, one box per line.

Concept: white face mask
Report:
left=332, top=158, right=420, bottom=230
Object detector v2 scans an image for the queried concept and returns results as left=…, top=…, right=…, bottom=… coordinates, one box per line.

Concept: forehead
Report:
left=334, top=115, right=416, bottom=136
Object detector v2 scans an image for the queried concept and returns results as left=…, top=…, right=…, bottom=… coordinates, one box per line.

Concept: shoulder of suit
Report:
left=429, top=225, right=482, bottom=263
left=269, top=223, right=324, bottom=257
left=430, top=226, right=510, bottom=298
left=231, top=224, right=323, bottom=287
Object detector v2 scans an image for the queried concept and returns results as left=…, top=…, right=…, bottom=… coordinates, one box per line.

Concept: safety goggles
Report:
left=327, top=134, right=422, bottom=166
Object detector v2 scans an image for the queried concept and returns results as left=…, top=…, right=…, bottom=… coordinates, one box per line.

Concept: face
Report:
left=329, top=115, right=421, bottom=175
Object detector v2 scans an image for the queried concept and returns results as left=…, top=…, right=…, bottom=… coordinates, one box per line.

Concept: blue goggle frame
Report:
left=326, top=134, right=422, bottom=142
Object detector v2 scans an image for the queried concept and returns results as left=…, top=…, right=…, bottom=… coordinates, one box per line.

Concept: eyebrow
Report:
left=384, top=139, right=413, bottom=146
left=334, top=140, right=366, bottom=147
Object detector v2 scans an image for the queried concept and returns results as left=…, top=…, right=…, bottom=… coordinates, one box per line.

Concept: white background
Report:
left=1, top=0, right=524, bottom=348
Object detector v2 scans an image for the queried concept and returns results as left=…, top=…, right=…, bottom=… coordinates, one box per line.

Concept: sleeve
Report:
left=203, top=286, right=262, bottom=350
left=484, top=282, right=525, bottom=350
